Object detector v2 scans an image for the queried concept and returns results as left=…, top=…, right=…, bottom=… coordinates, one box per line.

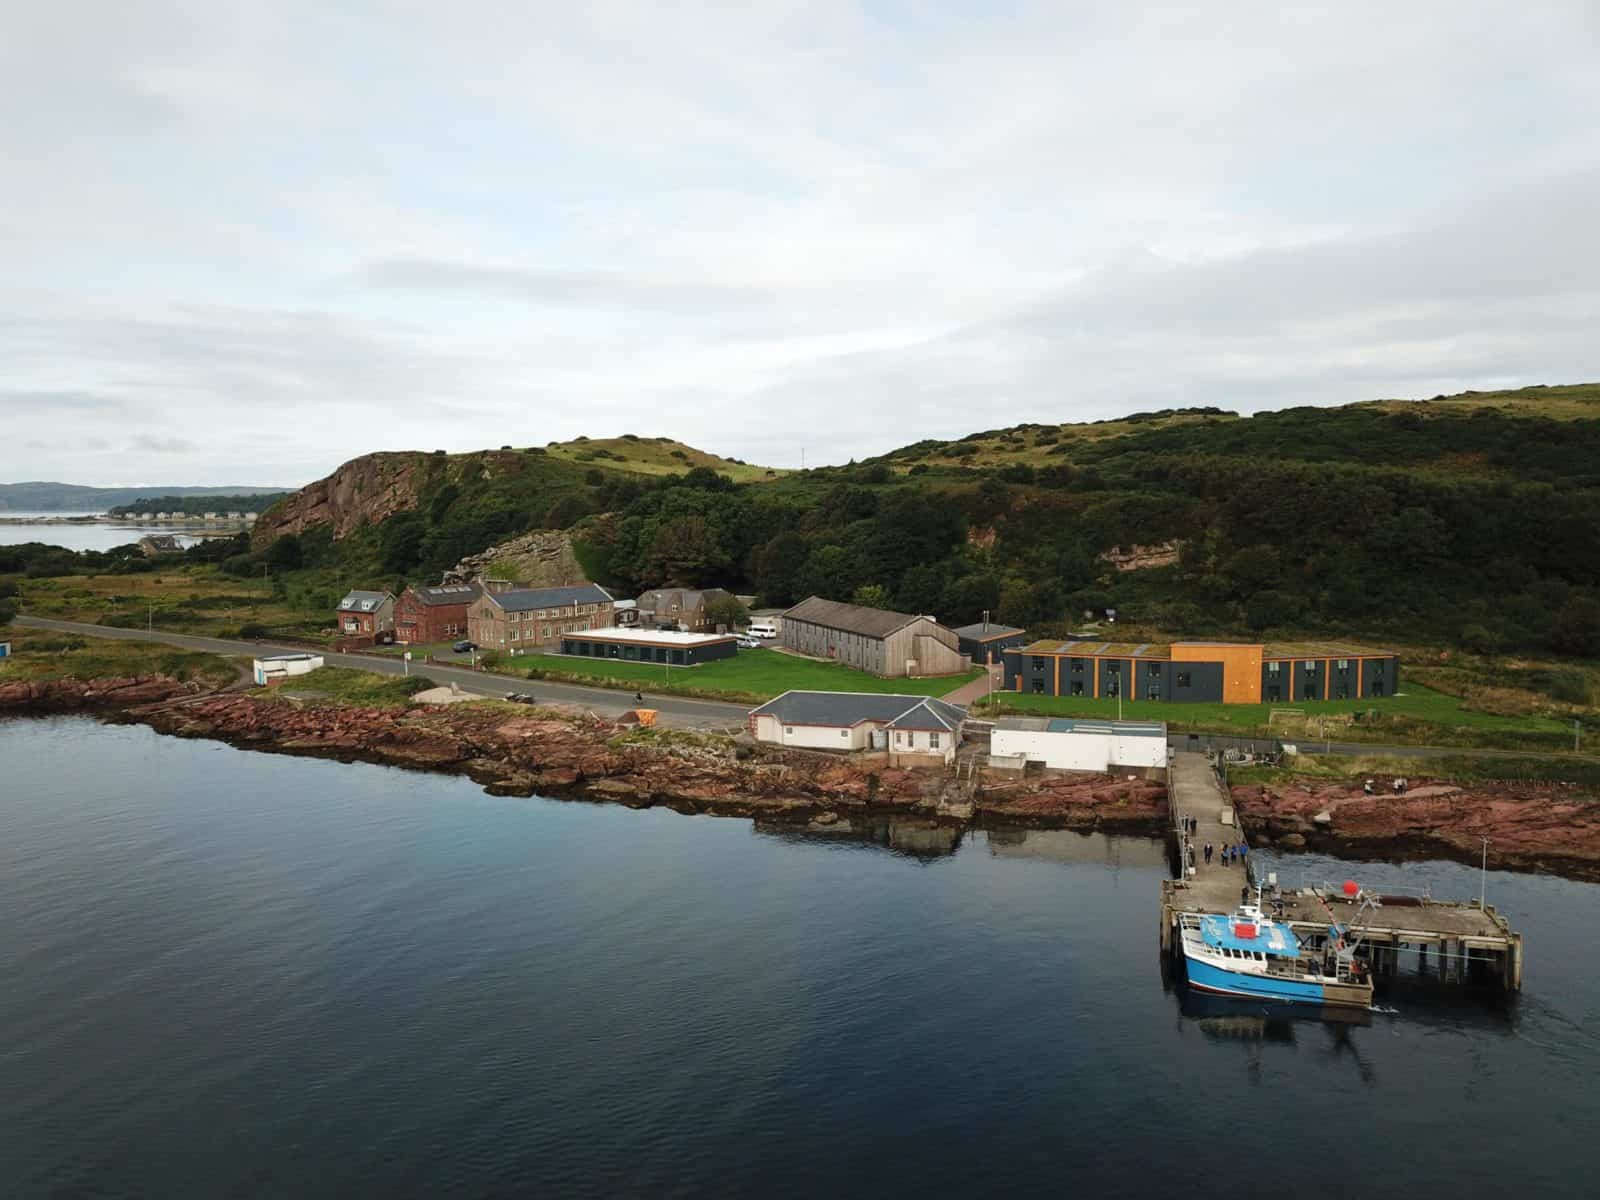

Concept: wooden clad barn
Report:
left=779, top=595, right=965, bottom=678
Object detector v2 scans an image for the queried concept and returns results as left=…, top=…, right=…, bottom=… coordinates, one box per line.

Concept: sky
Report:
left=3, top=1, right=1598, bottom=488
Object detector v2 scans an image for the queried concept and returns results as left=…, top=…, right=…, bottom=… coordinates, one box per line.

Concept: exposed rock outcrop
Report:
left=0, top=675, right=199, bottom=710
left=443, top=530, right=589, bottom=588
left=1232, top=778, right=1600, bottom=880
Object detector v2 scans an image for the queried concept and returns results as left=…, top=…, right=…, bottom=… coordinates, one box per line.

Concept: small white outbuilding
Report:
left=252, top=652, right=324, bottom=687
left=990, top=717, right=1168, bottom=772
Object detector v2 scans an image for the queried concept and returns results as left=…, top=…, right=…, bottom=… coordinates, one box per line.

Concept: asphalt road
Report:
left=16, top=615, right=1589, bottom=759
left=14, top=615, right=752, bottom=730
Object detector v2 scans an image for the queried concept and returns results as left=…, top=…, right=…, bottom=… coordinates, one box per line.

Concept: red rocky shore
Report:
left=0, top=680, right=1165, bottom=833
left=1232, top=777, right=1600, bottom=881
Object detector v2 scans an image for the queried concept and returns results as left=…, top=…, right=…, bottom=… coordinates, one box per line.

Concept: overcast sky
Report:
left=4, top=2, right=1598, bottom=487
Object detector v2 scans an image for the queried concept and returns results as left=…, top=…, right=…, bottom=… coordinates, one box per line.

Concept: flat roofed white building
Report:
left=990, top=717, right=1168, bottom=772
left=252, top=652, right=324, bottom=686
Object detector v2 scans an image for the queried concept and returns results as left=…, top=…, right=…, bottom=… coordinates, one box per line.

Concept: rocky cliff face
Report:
left=444, top=530, right=589, bottom=588
left=252, top=452, right=430, bottom=544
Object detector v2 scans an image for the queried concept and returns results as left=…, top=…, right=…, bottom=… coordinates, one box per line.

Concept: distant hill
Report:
left=246, top=385, right=1600, bottom=655
left=0, top=482, right=290, bottom=512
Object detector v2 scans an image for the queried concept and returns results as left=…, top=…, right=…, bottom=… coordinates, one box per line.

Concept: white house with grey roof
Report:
left=748, top=690, right=970, bottom=767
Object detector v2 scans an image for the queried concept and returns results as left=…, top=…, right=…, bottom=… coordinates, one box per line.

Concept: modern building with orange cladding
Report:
left=1002, top=638, right=1398, bottom=704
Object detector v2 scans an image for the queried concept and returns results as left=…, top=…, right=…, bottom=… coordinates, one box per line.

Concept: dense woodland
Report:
left=7, top=388, right=1600, bottom=658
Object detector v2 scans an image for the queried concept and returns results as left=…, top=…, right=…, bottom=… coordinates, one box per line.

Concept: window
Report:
left=1148, top=663, right=1161, bottom=677
left=1267, top=662, right=1281, bottom=675
left=1106, top=661, right=1120, bottom=673
left=1337, top=659, right=1349, bottom=670
left=1267, top=685, right=1281, bottom=701
left=1176, top=671, right=1192, bottom=687
left=1147, top=688, right=1159, bottom=700
left=1108, top=682, right=1120, bottom=697
left=785, top=726, right=794, bottom=735
left=1032, top=679, right=1044, bottom=694
left=1071, top=660, right=1084, bottom=674
left=543, top=626, right=551, bottom=640
left=1304, top=684, right=1317, bottom=700
left=840, top=729, right=848, bottom=738
left=1071, top=682, right=1084, bottom=696
left=1032, top=656, right=1047, bottom=671
left=930, top=732, right=941, bottom=749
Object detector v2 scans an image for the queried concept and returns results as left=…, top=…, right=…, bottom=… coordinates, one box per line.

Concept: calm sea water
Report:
left=1, top=717, right=1594, bottom=1199
left=0, top=512, right=204, bottom=553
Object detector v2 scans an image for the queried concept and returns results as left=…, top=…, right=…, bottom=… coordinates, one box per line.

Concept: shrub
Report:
left=670, top=449, right=688, bottom=460
left=238, top=622, right=270, bottom=639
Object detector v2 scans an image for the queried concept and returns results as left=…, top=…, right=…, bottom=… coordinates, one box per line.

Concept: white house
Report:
left=252, top=652, right=324, bottom=686
left=990, top=717, right=1168, bottom=772
left=748, top=690, right=968, bottom=767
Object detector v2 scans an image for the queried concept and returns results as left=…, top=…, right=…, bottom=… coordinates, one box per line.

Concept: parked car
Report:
left=737, top=637, right=761, bottom=649
left=453, top=640, right=477, bottom=653
left=503, top=692, right=537, bottom=704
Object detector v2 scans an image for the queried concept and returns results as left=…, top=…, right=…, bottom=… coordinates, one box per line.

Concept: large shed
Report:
left=779, top=596, right=965, bottom=678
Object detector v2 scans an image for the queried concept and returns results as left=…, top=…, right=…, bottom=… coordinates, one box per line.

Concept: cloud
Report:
left=130, top=434, right=198, bottom=454
left=1, top=1, right=1597, bottom=484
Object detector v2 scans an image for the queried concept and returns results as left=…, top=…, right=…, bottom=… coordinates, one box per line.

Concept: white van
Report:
left=747, top=621, right=778, bottom=640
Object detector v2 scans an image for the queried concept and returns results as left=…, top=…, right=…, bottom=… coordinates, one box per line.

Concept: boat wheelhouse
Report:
left=1178, top=900, right=1373, bottom=1009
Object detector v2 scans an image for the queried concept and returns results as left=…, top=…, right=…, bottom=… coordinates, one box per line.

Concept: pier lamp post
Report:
left=1480, top=837, right=1489, bottom=911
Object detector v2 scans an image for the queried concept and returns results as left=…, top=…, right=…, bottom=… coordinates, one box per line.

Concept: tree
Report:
left=797, top=544, right=865, bottom=601
left=851, top=584, right=893, bottom=609
left=0, top=596, right=17, bottom=628
left=1245, top=589, right=1303, bottom=632
left=379, top=513, right=424, bottom=574
left=749, top=532, right=808, bottom=607
left=1548, top=597, right=1600, bottom=657
left=704, top=594, right=749, bottom=630
left=645, top=515, right=727, bottom=586
left=266, top=534, right=304, bottom=571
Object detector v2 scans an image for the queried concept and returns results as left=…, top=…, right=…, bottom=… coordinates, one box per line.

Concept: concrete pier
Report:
left=1160, top=751, right=1523, bottom=992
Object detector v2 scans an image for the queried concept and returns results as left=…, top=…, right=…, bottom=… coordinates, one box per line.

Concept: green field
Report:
left=518, top=647, right=980, bottom=703
left=980, top=683, right=1580, bottom=751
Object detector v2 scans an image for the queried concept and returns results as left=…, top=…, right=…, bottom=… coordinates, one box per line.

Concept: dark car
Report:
left=453, top=640, right=477, bottom=653
left=503, top=692, right=537, bottom=704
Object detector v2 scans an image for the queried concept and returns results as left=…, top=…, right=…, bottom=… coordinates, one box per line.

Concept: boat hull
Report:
left=1183, top=953, right=1372, bottom=1008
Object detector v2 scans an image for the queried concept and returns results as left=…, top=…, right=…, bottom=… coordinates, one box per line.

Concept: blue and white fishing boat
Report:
left=1177, top=897, right=1373, bottom=1009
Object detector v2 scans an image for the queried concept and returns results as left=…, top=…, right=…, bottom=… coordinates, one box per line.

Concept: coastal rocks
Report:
left=976, top=772, right=1168, bottom=830
left=1232, top=778, right=1600, bottom=880
left=0, top=675, right=196, bottom=710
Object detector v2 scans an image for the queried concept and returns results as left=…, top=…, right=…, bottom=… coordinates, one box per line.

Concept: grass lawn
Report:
left=20, top=570, right=327, bottom=641
left=261, top=665, right=435, bottom=708
left=517, top=647, right=981, bottom=703
left=979, top=683, right=1578, bottom=751
left=0, top=627, right=238, bottom=688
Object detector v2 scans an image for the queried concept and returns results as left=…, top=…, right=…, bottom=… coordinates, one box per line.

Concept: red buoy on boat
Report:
left=1343, top=879, right=1359, bottom=897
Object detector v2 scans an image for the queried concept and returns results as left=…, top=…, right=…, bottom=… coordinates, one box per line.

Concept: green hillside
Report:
left=15, top=384, right=1599, bottom=666
left=542, top=435, right=783, bottom=483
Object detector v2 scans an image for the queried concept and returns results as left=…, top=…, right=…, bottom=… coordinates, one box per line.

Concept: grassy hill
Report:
left=541, top=435, right=782, bottom=483
left=95, top=381, right=1598, bottom=670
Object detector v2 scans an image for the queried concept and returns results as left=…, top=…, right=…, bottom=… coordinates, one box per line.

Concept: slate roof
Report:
left=751, top=690, right=968, bottom=732
left=337, top=590, right=393, bottom=612
left=482, top=583, right=613, bottom=612
left=952, top=621, right=1025, bottom=641
left=636, top=587, right=732, bottom=611
left=406, top=582, right=481, bottom=607
left=782, top=596, right=929, bottom=640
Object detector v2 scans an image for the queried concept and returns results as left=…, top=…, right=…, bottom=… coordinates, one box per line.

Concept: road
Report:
left=14, top=615, right=751, bottom=730
left=16, top=615, right=1590, bottom=759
